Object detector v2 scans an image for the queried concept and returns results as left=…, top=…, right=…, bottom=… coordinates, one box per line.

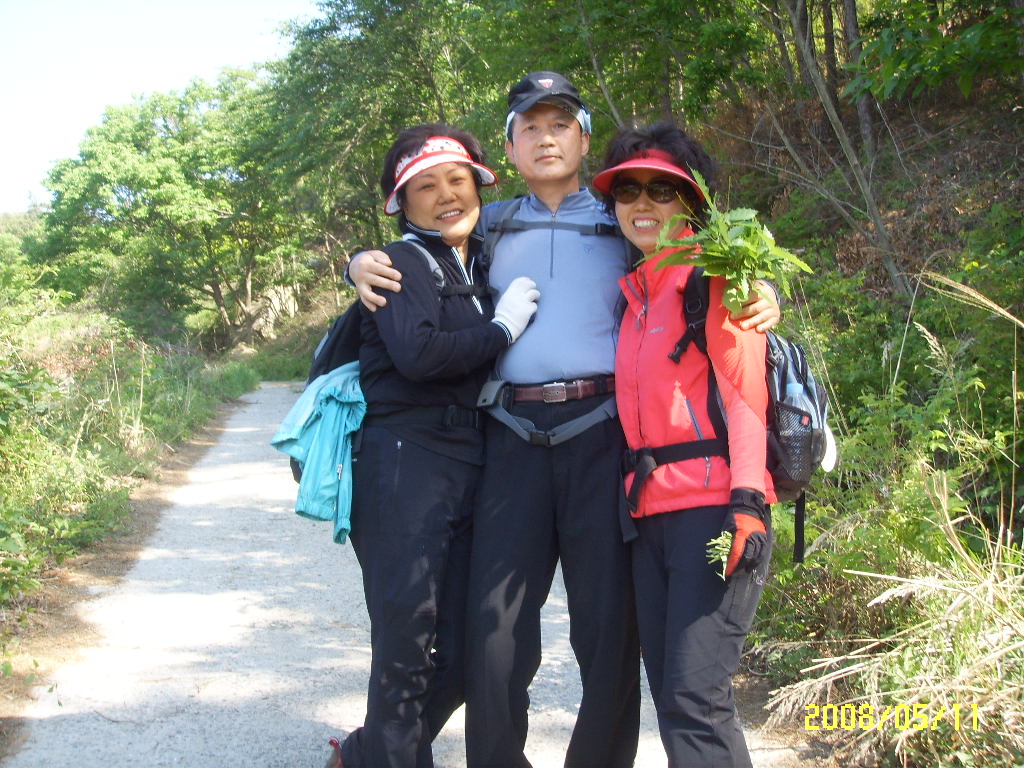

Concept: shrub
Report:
left=0, top=299, right=258, bottom=605
left=757, top=281, right=1023, bottom=767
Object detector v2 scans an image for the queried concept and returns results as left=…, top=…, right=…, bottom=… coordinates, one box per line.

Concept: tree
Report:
left=842, top=0, right=877, bottom=156
left=844, top=1, right=1024, bottom=100
left=41, top=75, right=313, bottom=343
left=258, top=0, right=540, bottom=279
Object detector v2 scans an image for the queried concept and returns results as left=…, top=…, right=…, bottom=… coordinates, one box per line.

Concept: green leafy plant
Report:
left=767, top=475, right=1024, bottom=767
left=706, top=531, right=732, bottom=581
left=0, top=299, right=259, bottom=606
left=655, top=170, right=812, bottom=313
left=844, top=1, right=1024, bottom=100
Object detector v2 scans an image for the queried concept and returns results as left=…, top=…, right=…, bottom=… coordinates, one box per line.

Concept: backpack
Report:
left=672, top=267, right=832, bottom=562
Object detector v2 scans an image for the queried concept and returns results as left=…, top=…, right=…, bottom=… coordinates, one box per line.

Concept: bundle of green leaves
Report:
left=656, top=171, right=812, bottom=312
left=706, top=531, right=731, bottom=581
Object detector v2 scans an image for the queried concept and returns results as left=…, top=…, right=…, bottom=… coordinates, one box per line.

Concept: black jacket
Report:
left=358, top=217, right=508, bottom=464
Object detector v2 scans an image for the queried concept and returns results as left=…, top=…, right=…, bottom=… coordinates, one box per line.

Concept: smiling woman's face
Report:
left=401, top=162, right=480, bottom=255
left=612, top=169, right=691, bottom=255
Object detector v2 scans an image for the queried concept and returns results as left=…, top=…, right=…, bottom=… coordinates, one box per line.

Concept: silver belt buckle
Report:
left=541, top=381, right=568, bottom=403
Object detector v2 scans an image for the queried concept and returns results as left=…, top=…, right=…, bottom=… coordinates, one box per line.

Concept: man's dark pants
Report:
left=465, top=397, right=641, bottom=768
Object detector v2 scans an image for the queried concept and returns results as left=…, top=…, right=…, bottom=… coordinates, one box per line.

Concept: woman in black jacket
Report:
left=329, top=124, right=539, bottom=768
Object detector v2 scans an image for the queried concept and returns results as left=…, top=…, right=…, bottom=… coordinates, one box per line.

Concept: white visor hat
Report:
left=384, top=136, right=498, bottom=216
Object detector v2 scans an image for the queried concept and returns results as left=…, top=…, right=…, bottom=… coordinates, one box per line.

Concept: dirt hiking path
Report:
left=1, top=382, right=825, bottom=767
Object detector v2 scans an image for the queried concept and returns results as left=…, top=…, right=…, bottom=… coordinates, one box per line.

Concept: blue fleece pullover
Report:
left=482, top=189, right=632, bottom=384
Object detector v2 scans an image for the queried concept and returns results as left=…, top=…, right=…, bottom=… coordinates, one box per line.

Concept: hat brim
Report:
left=508, top=92, right=582, bottom=115
left=384, top=156, right=498, bottom=216
left=592, top=157, right=704, bottom=201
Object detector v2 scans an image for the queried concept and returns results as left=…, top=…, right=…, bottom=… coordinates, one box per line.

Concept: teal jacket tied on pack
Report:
left=270, top=362, right=366, bottom=544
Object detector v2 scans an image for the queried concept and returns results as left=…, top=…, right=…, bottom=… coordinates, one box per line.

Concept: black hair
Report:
left=379, top=123, right=487, bottom=209
left=599, top=121, right=717, bottom=227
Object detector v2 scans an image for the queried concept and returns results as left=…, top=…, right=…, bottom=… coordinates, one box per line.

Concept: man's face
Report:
left=505, top=102, right=590, bottom=188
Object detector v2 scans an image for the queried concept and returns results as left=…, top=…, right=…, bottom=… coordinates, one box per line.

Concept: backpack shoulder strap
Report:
left=481, top=196, right=527, bottom=270
left=497, top=219, right=622, bottom=237
left=482, top=196, right=623, bottom=269
left=667, top=265, right=729, bottom=454
left=400, top=235, right=446, bottom=294
left=441, top=283, right=489, bottom=298
left=669, top=266, right=710, bottom=362
left=401, top=234, right=488, bottom=299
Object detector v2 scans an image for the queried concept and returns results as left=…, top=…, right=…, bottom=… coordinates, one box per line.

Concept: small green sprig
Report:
left=706, top=531, right=732, bottom=581
left=655, top=170, right=813, bottom=313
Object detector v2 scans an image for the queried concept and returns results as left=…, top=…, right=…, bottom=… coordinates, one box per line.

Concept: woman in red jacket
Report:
left=593, top=123, right=777, bottom=768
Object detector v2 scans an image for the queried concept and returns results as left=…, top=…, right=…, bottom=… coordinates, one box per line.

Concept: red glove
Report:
left=723, top=489, right=770, bottom=578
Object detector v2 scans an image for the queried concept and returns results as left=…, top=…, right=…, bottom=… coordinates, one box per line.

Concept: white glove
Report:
left=492, top=276, right=540, bottom=343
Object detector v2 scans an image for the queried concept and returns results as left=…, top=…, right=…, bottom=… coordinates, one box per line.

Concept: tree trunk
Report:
left=660, top=58, right=674, bottom=123
left=794, top=0, right=815, bottom=93
left=1014, top=0, right=1024, bottom=89
left=326, top=234, right=343, bottom=311
left=209, top=280, right=232, bottom=331
left=822, top=0, right=840, bottom=93
left=243, top=259, right=255, bottom=345
left=770, top=4, right=797, bottom=87
left=842, top=0, right=876, bottom=157
left=577, top=0, right=625, bottom=128
left=785, top=0, right=911, bottom=296
left=424, top=60, right=448, bottom=124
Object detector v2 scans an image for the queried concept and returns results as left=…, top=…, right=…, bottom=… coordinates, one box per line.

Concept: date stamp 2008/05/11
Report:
left=805, top=703, right=980, bottom=732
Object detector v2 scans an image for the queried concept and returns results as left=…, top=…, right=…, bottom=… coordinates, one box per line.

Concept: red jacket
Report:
left=615, top=245, right=777, bottom=517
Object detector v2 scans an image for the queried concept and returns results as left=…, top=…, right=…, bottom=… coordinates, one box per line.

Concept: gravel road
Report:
left=5, top=382, right=815, bottom=767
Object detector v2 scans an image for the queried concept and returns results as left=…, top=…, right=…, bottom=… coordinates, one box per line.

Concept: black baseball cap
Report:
left=505, top=71, right=592, bottom=137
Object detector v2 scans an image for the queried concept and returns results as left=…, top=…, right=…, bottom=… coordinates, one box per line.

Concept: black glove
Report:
left=723, top=488, right=770, bottom=577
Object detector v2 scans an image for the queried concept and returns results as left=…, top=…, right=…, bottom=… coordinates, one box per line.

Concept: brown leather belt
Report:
left=512, top=377, right=615, bottom=404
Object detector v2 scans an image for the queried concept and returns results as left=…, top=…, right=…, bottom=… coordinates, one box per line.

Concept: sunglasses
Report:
left=610, top=177, right=686, bottom=204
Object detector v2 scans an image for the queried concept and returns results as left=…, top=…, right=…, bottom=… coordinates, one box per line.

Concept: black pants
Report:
left=465, top=399, right=641, bottom=768
left=632, top=506, right=770, bottom=768
left=341, top=426, right=476, bottom=768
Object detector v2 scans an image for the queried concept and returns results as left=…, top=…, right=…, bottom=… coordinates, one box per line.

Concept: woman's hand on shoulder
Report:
left=350, top=250, right=403, bottom=312
left=731, top=280, right=780, bottom=333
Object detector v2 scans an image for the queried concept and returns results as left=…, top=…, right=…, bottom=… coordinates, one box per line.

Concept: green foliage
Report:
left=845, top=1, right=1024, bottom=100
left=682, top=18, right=767, bottom=114
left=0, top=352, right=54, bottom=433
left=0, top=233, right=33, bottom=297
left=768, top=479, right=1024, bottom=767
left=40, top=75, right=317, bottom=345
left=0, top=213, right=44, bottom=241
left=247, top=347, right=313, bottom=382
left=5, top=8, right=1021, bottom=765
left=0, top=299, right=258, bottom=605
left=656, top=171, right=812, bottom=312
left=753, top=241, right=1023, bottom=764
left=0, top=216, right=53, bottom=321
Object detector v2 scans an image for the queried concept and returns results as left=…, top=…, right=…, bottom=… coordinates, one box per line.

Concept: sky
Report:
left=0, top=0, right=322, bottom=214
